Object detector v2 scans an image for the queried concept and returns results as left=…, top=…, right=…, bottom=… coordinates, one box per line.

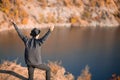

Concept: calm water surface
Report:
left=0, top=27, right=120, bottom=80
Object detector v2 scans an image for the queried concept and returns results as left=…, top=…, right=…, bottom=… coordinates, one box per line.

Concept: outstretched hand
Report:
left=49, top=24, right=54, bottom=32
left=9, top=19, right=16, bottom=25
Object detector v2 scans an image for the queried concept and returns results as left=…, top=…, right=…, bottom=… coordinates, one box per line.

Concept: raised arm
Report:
left=11, top=21, right=27, bottom=43
left=39, top=24, right=54, bottom=43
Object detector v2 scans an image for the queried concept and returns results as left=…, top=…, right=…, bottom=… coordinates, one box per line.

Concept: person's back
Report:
left=25, top=37, right=44, bottom=65
left=24, top=28, right=51, bottom=66
left=11, top=20, right=54, bottom=80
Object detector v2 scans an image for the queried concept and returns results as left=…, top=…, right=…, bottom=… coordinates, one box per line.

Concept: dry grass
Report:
left=0, top=60, right=74, bottom=80
left=37, top=0, right=47, bottom=8
left=46, top=13, right=56, bottom=23
left=70, top=15, right=80, bottom=24
left=0, top=61, right=120, bottom=80
left=39, top=13, right=44, bottom=23
left=109, top=74, right=120, bottom=80
left=73, top=0, right=83, bottom=7
left=77, top=66, right=91, bottom=80
left=0, top=60, right=93, bottom=80
left=64, top=0, right=73, bottom=7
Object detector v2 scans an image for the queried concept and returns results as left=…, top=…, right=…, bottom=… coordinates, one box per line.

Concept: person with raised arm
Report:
left=10, top=20, right=54, bottom=80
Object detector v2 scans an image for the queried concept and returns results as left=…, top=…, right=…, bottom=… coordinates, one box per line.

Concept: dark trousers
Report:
left=27, top=64, right=51, bottom=80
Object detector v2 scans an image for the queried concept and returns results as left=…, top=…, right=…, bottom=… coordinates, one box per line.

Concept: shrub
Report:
left=82, top=11, right=91, bottom=19
left=73, top=0, right=83, bottom=7
left=0, top=0, right=11, bottom=14
left=37, top=0, right=47, bottom=8
left=39, top=13, right=44, bottom=23
left=109, top=74, right=120, bottom=80
left=70, top=15, right=80, bottom=24
left=21, top=17, right=29, bottom=24
left=57, top=17, right=64, bottom=23
left=46, top=13, right=56, bottom=23
left=19, top=9, right=29, bottom=24
left=0, top=0, right=29, bottom=24
left=77, top=66, right=91, bottom=80
left=64, top=0, right=73, bottom=7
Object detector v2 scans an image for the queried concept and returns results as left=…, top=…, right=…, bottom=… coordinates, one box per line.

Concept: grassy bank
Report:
left=0, top=60, right=120, bottom=80
left=0, top=60, right=91, bottom=80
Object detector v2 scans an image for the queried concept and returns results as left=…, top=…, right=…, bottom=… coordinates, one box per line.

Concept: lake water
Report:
left=0, top=27, right=120, bottom=80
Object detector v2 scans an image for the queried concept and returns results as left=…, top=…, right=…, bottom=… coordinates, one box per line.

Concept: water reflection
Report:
left=0, top=27, right=120, bottom=80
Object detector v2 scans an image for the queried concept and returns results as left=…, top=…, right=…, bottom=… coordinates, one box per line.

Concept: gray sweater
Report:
left=13, top=23, right=51, bottom=65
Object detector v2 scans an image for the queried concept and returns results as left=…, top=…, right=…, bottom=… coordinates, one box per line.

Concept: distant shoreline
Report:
left=0, top=23, right=119, bottom=32
left=0, top=23, right=71, bottom=32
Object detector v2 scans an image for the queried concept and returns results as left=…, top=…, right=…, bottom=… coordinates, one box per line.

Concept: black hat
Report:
left=30, top=28, right=40, bottom=37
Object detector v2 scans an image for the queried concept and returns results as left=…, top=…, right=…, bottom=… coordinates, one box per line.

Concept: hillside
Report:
left=0, top=60, right=91, bottom=80
left=0, top=0, right=120, bottom=31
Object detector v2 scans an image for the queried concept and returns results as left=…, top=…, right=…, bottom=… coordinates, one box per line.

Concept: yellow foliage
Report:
left=106, top=0, right=111, bottom=4
left=15, top=0, right=22, bottom=7
left=8, top=8, right=19, bottom=21
left=0, top=0, right=11, bottom=14
left=71, top=18, right=77, bottom=23
left=64, top=0, right=73, bottom=7
left=74, top=0, right=83, bottom=7
left=39, top=13, right=44, bottom=23
left=82, top=11, right=91, bottom=19
left=38, top=0, right=47, bottom=8
left=20, top=9, right=28, bottom=18
left=27, top=0, right=33, bottom=1
left=0, top=7, right=9, bottom=14
left=46, top=13, right=56, bottom=23
left=1, top=0, right=11, bottom=7
left=21, top=17, right=29, bottom=24
left=70, top=15, right=80, bottom=24
left=90, top=0, right=97, bottom=7
left=0, top=0, right=29, bottom=24
left=14, top=9, right=19, bottom=20
left=19, top=9, right=29, bottom=24
left=99, top=0, right=105, bottom=7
